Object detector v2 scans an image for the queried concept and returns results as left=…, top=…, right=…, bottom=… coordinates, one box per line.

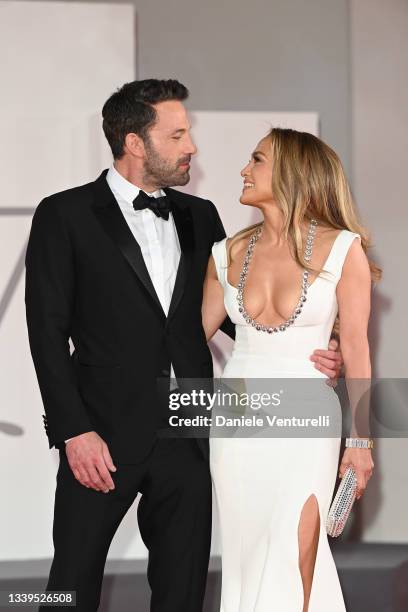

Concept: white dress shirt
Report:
left=106, top=165, right=181, bottom=316
left=65, top=165, right=180, bottom=444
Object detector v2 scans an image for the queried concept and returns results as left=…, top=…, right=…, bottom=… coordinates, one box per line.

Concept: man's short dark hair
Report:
left=102, top=79, right=189, bottom=159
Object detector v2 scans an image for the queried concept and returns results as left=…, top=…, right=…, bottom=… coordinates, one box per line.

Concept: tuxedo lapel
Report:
left=91, top=171, right=166, bottom=320
left=167, top=189, right=195, bottom=321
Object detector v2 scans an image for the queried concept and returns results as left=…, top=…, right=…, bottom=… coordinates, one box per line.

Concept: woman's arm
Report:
left=202, top=255, right=228, bottom=341
left=336, top=238, right=374, bottom=499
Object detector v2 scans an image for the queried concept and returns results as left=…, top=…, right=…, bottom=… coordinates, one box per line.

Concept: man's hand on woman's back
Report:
left=310, top=338, right=343, bottom=383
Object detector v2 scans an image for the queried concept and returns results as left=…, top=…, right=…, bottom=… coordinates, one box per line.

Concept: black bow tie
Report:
left=133, top=191, right=172, bottom=220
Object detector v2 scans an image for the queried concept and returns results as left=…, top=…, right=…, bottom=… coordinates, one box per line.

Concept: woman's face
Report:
left=240, top=137, right=274, bottom=207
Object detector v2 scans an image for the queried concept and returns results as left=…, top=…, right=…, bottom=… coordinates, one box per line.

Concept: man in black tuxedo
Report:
left=25, top=79, right=342, bottom=611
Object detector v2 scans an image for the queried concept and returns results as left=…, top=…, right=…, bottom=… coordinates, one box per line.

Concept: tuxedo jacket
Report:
left=25, top=170, right=234, bottom=462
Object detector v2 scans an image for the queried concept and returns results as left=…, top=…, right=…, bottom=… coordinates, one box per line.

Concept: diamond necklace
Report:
left=236, top=219, right=318, bottom=333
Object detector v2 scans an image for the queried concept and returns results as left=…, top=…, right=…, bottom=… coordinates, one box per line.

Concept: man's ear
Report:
left=124, top=132, right=145, bottom=159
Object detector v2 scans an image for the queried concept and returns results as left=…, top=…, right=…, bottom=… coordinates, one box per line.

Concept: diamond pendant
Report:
left=236, top=219, right=317, bottom=333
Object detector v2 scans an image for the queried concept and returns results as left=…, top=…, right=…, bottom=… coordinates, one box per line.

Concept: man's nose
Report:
left=185, top=137, right=197, bottom=156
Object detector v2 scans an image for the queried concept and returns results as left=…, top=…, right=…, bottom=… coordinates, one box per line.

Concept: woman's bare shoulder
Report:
left=312, top=224, right=342, bottom=244
left=226, top=235, right=249, bottom=261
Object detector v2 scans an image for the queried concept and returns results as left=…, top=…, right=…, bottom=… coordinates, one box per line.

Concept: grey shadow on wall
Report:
left=0, top=208, right=33, bottom=437
left=0, top=229, right=29, bottom=327
left=0, top=421, right=24, bottom=437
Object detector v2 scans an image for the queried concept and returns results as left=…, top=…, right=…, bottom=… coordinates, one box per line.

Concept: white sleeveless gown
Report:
left=210, top=230, right=360, bottom=612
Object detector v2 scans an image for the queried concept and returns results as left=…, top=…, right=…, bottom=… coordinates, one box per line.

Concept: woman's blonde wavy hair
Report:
left=228, top=128, right=381, bottom=284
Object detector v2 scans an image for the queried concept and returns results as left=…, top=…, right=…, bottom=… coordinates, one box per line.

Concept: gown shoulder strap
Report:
left=322, top=230, right=361, bottom=282
left=211, top=237, right=229, bottom=286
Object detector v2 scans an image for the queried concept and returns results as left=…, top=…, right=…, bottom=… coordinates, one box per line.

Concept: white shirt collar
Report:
left=106, top=165, right=165, bottom=205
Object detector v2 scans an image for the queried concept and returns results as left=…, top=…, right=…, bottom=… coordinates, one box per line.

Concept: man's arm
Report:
left=208, top=199, right=236, bottom=340
left=219, top=315, right=236, bottom=340
left=25, top=198, right=93, bottom=447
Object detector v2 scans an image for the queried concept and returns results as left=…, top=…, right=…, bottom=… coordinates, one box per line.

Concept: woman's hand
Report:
left=338, top=447, right=374, bottom=500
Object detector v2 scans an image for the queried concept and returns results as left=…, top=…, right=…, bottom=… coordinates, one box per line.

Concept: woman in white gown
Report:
left=202, top=128, right=378, bottom=612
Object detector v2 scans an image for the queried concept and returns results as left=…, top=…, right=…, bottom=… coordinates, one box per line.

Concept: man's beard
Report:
left=142, top=139, right=191, bottom=188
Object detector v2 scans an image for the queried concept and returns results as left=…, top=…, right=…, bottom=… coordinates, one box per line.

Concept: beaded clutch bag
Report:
left=326, top=467, right=358, bottom=537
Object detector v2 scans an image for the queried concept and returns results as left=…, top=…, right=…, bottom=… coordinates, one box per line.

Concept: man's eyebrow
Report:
left=170, top=125, right=192, bottom=134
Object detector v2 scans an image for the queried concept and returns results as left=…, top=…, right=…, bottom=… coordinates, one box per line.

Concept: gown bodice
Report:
left=211, top=229, right=360, bottom=378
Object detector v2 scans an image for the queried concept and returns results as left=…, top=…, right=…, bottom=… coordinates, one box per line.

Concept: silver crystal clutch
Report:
left=326, top=467, right=357, bottom=537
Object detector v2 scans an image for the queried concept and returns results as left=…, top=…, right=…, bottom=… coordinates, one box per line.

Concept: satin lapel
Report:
left=91, top=171, right=166, bottom=320
left=167, top=192, right=195, bottom=321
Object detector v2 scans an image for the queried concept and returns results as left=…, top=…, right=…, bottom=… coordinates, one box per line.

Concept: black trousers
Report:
left=39, top=438, right=212, bottom=611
